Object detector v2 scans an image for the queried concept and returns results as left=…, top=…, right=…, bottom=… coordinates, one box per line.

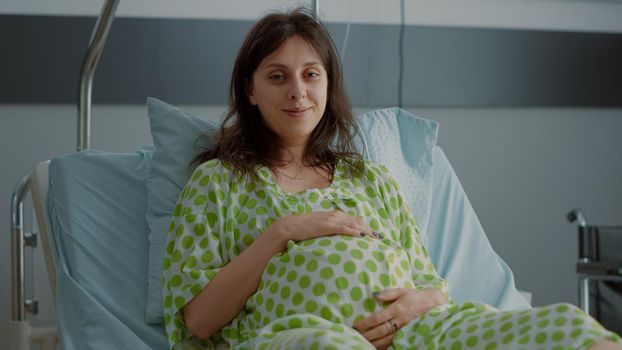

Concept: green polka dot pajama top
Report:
left=163, top=159, right=620, bottom=350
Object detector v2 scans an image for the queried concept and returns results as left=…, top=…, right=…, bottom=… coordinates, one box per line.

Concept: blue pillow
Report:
left=145, top=97, right=218, bottom=323
left=355, top=108, right=437, bottom=241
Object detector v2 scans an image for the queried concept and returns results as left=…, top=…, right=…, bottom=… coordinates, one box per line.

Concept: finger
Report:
left=353, top=216, right=374, bottom=234
left=361, top=321, right=389, bottom=342
left=315, top=212, right=360, bottom=237
left=335, top=224, right=365, bottom=237
left=354, top=223, right=373, bottom=237
left=361, top=322, right=394, bottom=343
left=373, top=288, right=408, bottom=302
left=341, top=213, right=372, bottom=234
left=325, top=212, right=372, bottom=237
left=371, top=333, right=394, bottom=350
left=353, top=309, right=394, bottom=333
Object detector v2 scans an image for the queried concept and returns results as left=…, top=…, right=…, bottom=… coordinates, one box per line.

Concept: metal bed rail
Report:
left=78, top=0, right=119, bottom=151
left=10, top=169, right=35, bottom=322
left=9, top=166, right=58, bottom=350
left=10, top=1, right=119, bottom=348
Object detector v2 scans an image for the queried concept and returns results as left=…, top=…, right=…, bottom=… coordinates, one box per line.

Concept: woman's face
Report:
left=249, top=36, right=328, bottom=146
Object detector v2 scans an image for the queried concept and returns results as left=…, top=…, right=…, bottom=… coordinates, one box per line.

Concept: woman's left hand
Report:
left=352, top=288, right=448, bottom=350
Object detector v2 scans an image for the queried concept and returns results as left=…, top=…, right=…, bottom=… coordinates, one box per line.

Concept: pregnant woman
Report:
left=162, top=8, right=621, bottom=350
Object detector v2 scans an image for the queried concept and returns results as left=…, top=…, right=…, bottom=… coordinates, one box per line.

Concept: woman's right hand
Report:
left=266, top=211, right=373, bottom=246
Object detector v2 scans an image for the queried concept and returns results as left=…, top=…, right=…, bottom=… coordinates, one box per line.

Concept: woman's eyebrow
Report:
left=262, top=61, right=323, bottom=69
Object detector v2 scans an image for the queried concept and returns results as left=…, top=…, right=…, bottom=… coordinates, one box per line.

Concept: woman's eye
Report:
left=307, top=71, right=320, bottom=78
left=269, top=74, right=285, bottom=81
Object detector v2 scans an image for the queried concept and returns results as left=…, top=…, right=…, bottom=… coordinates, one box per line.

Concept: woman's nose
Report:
left=288, top=78, right=306, bottom=100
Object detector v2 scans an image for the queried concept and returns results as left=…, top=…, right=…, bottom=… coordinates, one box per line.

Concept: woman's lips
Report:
left=283, top=107, right=311, bottom=117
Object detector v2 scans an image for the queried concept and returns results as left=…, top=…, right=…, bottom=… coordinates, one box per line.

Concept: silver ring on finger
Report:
left=385, top=321, right=394, bottom=334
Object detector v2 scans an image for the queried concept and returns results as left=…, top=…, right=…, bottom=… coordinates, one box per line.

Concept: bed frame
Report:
left=9, top=1, right=117, bottom=348
left=7, top=2, right=321, bottom=349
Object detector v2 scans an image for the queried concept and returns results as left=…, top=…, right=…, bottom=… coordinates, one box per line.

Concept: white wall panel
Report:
left=1, top=0, right=622, bottom=33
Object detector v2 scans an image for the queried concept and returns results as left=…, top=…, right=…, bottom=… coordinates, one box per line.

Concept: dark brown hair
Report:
left=193, top=7, right=363, bottom=179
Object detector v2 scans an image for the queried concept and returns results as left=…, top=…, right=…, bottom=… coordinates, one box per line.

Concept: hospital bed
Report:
left=8, top=1, right=531, bottom=349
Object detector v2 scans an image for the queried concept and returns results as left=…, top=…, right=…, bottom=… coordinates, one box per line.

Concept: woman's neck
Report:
left=271, top=161, right=332, bottom=194
left=270, top=142, right=333, bottom=193
left=276, top=142, right=307, bottom=167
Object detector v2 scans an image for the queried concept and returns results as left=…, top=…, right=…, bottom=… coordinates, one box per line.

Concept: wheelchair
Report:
left=568, top=209, right=622, bottom=336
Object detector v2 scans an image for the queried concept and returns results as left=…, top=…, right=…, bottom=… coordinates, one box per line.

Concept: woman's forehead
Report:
left=257, top=36, right=324, bottom=70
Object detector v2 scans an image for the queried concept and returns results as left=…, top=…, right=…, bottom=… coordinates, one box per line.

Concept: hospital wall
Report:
left=1, top=104, right=621, bottom=344
left=2, top=0, right=622, bottom=345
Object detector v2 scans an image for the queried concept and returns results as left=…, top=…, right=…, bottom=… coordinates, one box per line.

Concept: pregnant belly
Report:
left=244, top=235, right=414, bottom=330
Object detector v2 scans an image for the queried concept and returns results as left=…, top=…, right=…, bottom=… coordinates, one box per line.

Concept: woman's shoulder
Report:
left=193, top=158, right=235, bottom=174
left=355, top=161, right=405, bottom=198
left=337, top=158, right=395, bottom=186
left=188, top=159, right=238, bottom=186
left=361, top=160, right=393, bottom=181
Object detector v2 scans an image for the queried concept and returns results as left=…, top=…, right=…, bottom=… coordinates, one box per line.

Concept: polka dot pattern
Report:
left=393, top=301, right=620, bottom=350
left=162, top=159, right=621, bottom=349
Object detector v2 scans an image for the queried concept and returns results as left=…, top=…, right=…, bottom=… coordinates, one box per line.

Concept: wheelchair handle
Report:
left=567, top=208, right=587, bottom=227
